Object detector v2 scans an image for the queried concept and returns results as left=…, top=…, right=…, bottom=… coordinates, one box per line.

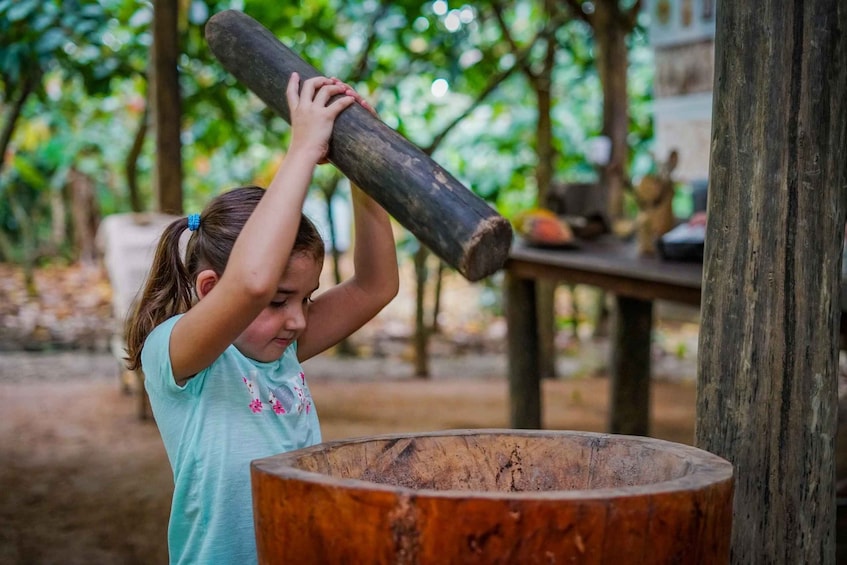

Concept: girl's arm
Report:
left=296, top=181, right=399, bottom=362
left=168, top=74, right=355, bottom=382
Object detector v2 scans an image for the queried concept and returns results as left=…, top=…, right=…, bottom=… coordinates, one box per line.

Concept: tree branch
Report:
left=422, top=4, right=572, bottom=154
left=0, top=71, right=39, bottom=181
left=623, top=0, right=643, bottom=30
left=491, top=1, right=538, bottom=82
left=422, top=62, right=518, bottom=155
left=350, top=0, right=391, bottom=82
left=562, top=0, right=594, bottom=26
left=125, top=101, right=149, bottom=213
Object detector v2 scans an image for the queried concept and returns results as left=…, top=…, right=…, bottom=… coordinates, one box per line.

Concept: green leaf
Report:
left=2, top=44, right=21, bottom=82
left=6, top=0, right=38, bottom=22
left=128, top=7, right=151, bottom=28
left=30, top=12, right=56, bottom=32
left=92, top=58, right=118, bottom=80
left=188, top=0, right=208, bottom=25
left=74, top=19, right=100, bottom=37
left=11, top=154, right=47, bottom=187
left=79, top=4, right=104, bottom=19
left=35, top=28, right=67, bottom=55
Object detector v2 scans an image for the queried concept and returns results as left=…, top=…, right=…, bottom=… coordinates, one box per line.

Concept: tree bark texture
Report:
left=151, top=0, right=183, bottom=215
left=125, top=104, right=149, bottom=213
left=413, top=246, right=430, bottom=378
left=68, top=169, right=99, bottom=265
left=205, top=10, right=512, bottom=282
left=696, top=2, right=847, bottom=563
left=0, top=71, right=37, bottom=181
left=534, top=23, right=559, bottom=382
left=590, top=0, right=633, bottom=221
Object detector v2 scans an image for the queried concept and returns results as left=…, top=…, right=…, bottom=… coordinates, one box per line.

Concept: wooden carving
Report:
left=634, top=149, right=679, bottom=255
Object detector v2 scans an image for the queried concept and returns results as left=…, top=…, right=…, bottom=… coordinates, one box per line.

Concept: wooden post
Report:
left=696, top=2, right=847, bottom=562
left=205, top=10, right=512, bottom=282
left=505, top=273, right=541, bottom=429
left=609, top=295, right=652, bottom=436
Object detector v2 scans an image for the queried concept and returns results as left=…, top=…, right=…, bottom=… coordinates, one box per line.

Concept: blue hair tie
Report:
left=187, top=213, right=201, bottom=232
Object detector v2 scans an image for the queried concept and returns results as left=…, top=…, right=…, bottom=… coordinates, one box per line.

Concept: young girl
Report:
left=125, top=74, right=399, bottom=564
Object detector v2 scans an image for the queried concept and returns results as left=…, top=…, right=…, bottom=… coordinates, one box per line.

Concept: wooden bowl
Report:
left=251, top=429, right=733, bottom=564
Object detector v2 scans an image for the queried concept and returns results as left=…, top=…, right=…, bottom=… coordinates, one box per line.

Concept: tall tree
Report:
left=563, top=0, right=641, bottom=221
left=492, top=0, right=569, bottom=380
left=151, top=0, right=182, bottom=214
left=696, top=1, right=846, bottom=562
left=0, top=0, right=111, bottom=180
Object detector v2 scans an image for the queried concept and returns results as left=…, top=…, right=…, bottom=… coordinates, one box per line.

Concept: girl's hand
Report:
left=286, top=73, right=355, bottom=164
left=329, top=77, right=378, bottom=117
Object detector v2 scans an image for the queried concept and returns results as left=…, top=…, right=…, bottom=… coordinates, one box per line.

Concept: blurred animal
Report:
left=634, top=150, right=678, bottom=255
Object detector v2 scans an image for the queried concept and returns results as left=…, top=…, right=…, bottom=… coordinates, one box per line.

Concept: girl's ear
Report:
left=195, top=269, right=219, bottom=299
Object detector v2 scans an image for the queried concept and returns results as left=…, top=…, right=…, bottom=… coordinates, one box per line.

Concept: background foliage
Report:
left=0, top=0, right=655, bottom=266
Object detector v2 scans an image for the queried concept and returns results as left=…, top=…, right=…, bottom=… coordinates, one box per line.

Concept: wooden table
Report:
left=504, top=237, right=703, bottom=435
left=506, top=238, right=847, bottom=433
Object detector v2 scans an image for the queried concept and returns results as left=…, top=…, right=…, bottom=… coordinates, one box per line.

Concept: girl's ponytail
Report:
left=123, top=185, right=325, bottom=371
left=125, top=217, right=194, bottom=371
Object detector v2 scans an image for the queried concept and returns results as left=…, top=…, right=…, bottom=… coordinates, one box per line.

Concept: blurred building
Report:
left=648, top=0, right=715, bottom=188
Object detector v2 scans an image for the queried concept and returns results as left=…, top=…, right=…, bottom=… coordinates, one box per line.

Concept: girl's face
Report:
left=234, top=253, right=322, bottom=362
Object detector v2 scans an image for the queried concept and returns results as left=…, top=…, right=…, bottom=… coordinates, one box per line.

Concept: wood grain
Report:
left=697, top=1, right=847, bottom=562
left=205, top=10, right=512, bottom=281
left=252, top=430, right=733, bottom=564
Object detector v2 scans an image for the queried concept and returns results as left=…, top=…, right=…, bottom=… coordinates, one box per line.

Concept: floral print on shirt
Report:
left=241, top=371, right=313, bottom=416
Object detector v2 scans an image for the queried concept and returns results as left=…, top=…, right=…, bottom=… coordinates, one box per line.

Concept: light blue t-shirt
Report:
left=142, top=315, right=321, bottom=564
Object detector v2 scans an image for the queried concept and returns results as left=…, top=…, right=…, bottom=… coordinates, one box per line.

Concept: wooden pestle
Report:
left=205, top=10, right=513, bottom=281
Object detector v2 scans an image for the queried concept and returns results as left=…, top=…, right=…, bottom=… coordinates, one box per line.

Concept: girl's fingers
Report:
left=330, top=77, right=377, bottom=117
left=312, top=83, right=349, bottom=107
left=327, top=94, right=356, bottom=115
left=286, top=72, right=301, bottom=112
left=300, top=75, right=333, bottom=102
left=358, top=98, right=377, bottom=116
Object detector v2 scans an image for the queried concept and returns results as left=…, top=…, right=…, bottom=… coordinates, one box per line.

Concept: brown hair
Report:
left=124, top=186, right=325, bottom=370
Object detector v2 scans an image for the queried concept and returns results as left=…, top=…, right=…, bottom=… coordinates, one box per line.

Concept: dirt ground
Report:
left=0, top=262, right=703, bottom=564
left=0, top=349, right=698, bottom=564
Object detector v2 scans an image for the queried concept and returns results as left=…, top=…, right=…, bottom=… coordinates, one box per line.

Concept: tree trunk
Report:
left=125, top=103, right=149, bottom=213
left=592, top=0, right=631, bottom=221
left=413, top=245, right=430, bottom=378
left=535, top=21, right=559, bottom=380
left=696, top=2, right=847, bottom=563
left=430, top=261, right=444, bottom=334
left=0, top=72, right=37, bottom=180
left=50, top=181, right=66, bottom=251
left=68, top=169, right=99, bottom=265
left=321, top=175, right=356, bottom=357
left=11, top=199, right=38, bottom=297
left=151, top=0, right=183, bottom=215
left=562, top=0, right=638, bottom=345
left=534, top=30, right=556, bottom=208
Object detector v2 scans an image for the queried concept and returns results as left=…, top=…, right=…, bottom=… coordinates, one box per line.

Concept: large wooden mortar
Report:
left=251, top=429, right=733, bottom=564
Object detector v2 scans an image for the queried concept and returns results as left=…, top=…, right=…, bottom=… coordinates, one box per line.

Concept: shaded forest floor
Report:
left=0, top=261, right=719, bottom=563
